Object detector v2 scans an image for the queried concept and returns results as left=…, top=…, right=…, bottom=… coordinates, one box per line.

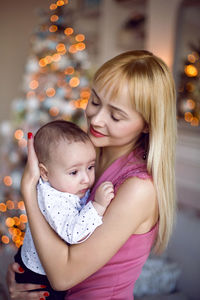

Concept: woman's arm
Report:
left=22, top=136, right=157, bottom=291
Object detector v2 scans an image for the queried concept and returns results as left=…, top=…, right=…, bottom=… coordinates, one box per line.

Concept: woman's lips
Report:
left=90, top=125, right=105, bottom=137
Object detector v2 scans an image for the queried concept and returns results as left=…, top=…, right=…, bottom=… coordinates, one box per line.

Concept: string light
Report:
left=44, top=56, right=53, bottom=64
left=56, top=43, right=66, bottom=53
left=1, top=235, right=9, bottom=244
left=26, top=91, right=35, bottom=98
left=18, top=201, right=25, bottom=210
left=76, top=42, right=86, bottom=51
left=50, top=3, right=57, bottom=10
left=64, top=66, right=74, bottom=75
left=3, top=176, right=12, bottom=187
left=69, top=45, right=77, bottom=54
left=14, top=129, right=24, bottom=140
left=49, top=25, right=58, bottom=33
left=0, top=203, right=7, bottom=212
left=52, top=53, right=61, bottom=62
left=19, top=214, right=28, bottom=223
left=188, top=54, right=196, bottom=63
left=13, top=217, right=20, bottom=226
left=69, top=77, right=80, bottom=87
left=75, top=34, right=85, bottom=42
left=46, top=87, right=56, bottom=97
left=5, top=217, right=15, bottom=227
left=64, top=27, right=74, bottom=36
left=191, top=117, right=199, bottom=126
left=184, top=112, right=193, bottom=122
left=29, top=80, right=39, bottom=90
left=57, top=0, right=65, bottom=6
left=80, top=88, right=91, bottom=99
left=39, top=58, right=46, bottom=67
left=186, top=99, right=195, bottom=110
left=184, top=65, right=198, bottom=77
left=6, top=200, right=15, bottom=210
left=18, top=138, right=27, bottom=148
left=50, top=15, right=59, bottom=22
left=49, top=106, right=59, bottom=116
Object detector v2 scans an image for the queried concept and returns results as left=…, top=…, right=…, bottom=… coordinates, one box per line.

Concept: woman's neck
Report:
left=95, top=144, right=134, bottom=179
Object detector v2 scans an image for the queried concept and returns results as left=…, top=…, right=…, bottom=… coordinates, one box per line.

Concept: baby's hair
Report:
left=34, top=120, right=91, bottom=165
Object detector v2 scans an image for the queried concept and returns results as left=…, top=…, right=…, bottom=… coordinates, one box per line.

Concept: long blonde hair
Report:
left=93, top=50, right=177, bottom=253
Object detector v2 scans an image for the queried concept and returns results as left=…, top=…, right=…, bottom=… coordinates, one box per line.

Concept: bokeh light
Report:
left=75, top=34, right=85, bottom=42
left=0, top=203, right=7, bottom=212
left=49, top=25, right=58, bottom=33
left=64, top=27, right=74, bottom=36
left=5, top=217, right=15, bottom=227
left=1, top=235, right=9, bottom=244
left=3, top=176, right=12, bottom=187
left=29, top=80, right=39, bottom=90
left=69, top=77, right=80, bottom=87
left=49, top=106, right=59, bottom=116
left=14, top=129, right=24, bottom=140
left=46, top=87, right=56, bottom=97
left=184, top=65, right=198, bottom=77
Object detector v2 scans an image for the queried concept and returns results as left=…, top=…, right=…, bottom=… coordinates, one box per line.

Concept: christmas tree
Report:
left=0, top=0, right=92, bottom=251
left=177, top=41, right=200, bottom=127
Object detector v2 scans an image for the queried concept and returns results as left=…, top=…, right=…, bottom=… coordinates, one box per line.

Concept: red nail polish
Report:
left=18, top=266, right=24, bottom=272
left=40, top=298, right=45, bottom=300
left=44, top=292, right=50, bottom=297
left=40, top=285, right=47, bottom=288
left=28, top=132, right=33, bottom=139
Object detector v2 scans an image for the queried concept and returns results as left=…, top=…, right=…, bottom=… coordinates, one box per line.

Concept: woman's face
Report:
left=85, top=85, right=147, bottom=150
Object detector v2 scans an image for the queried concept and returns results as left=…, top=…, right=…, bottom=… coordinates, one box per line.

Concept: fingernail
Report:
left=18, top=266, right=24, bottom=273
left=44, top=292, right=50, bottom=297
left=28, top=132, right=33, bottom=139
left=40, top=285, right=47, bottom=288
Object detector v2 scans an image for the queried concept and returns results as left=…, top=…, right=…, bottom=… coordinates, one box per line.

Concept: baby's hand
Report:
left=93, top=181, right=114, bottom=216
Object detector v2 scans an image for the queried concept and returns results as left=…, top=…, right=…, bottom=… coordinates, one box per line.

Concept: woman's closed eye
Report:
left=111, top=114, right=120, bottom=122
left=91, top=99, right=100, bottom=106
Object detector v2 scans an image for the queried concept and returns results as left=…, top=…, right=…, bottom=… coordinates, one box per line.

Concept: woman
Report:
left=7, top=50, right=177, bottom=300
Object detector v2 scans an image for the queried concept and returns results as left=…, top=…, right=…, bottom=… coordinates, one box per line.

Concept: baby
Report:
left=14, top=120, right=114, bottom=299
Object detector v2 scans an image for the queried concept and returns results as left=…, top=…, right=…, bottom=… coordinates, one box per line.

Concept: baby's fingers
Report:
left=106, top=192, right=114, bottom=202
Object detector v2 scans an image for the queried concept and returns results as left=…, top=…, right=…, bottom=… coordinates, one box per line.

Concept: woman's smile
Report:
left=90, top=125, right=106, bottom=138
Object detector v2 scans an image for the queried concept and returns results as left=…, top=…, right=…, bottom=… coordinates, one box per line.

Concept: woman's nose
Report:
left=91, top=109, right=105, bottom=127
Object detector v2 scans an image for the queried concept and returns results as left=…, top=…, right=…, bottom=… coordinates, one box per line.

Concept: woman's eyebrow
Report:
left=108, top=104, right=129, bottom=117
left=91, top=88, right=101, bottom=100
left=92, top=88, right=128, bottom=117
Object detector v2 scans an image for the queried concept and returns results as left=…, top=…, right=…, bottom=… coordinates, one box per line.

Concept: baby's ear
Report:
left=39, top=163, right=49, bottom=181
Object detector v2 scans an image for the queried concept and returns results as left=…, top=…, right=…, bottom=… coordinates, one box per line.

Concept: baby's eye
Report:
left=69, top=170, right=78, bottom=175
left=88, top=165, right=95, bottom=170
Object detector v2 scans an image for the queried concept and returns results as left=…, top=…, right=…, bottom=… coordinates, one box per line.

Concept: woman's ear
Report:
left=39, top=163, right=49, bottom=181
left=143, top=124, right=149, bottom=134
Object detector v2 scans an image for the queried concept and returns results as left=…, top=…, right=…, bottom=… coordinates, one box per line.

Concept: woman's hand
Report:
left=6, top=262, right=48, bottom=300
left=21, top=132, right=40, bottom=199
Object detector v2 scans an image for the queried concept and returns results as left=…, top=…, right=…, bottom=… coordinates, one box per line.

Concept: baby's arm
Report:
left=38, top=183, right=103, bottom=244
left=92, top=181, right=114, bottom=216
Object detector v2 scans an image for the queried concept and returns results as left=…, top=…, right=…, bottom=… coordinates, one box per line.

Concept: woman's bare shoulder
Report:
left=110, top=176, right=157, bottom=230
left=115, top=176, right=156, bottom=206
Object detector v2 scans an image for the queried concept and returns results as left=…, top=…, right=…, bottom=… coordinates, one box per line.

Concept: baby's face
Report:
left=45, top=139, right=96, bottom=197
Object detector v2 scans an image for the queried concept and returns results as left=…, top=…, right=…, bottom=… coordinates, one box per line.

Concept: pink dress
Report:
left=66, top=148, right=158, bottom=300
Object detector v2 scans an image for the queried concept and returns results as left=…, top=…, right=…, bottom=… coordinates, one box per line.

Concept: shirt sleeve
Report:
left=37, top=180, right=102, bottom=244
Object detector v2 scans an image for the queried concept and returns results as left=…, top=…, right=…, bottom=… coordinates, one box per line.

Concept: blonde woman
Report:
left=7, top=50, right=177, bottom=300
